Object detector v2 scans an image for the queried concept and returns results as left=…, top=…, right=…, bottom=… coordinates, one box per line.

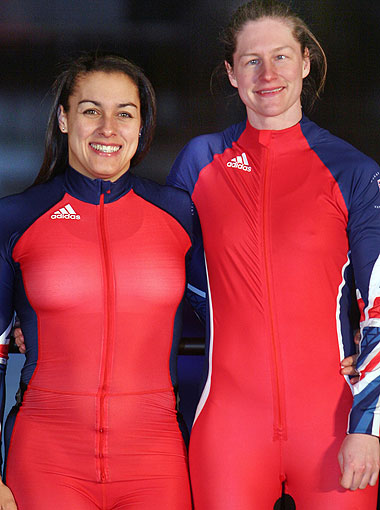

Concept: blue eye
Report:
left=248, top=58, right=260, bottom=66
left=276, top=55, right=286, bottom=61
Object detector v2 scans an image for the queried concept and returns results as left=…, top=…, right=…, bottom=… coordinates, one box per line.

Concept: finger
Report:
left=340, top=366, right=358, bottom=376
left=354, top=331, right=361, bottom=345
left=340, top=354, right=358, bottom=367
left=16, top=342, right=25, bottom=349
left=18, top=345, right=26, bottom=354
left=15, top=338, right=24, bottom=348
left=358, top=470, right=371, bottom=490
left=341, top=355, right=358, bottom=368
left=339, top=461, right=354, bottom=490
left=351, top=466, right=367, bottom=491
left=14, top=329, right=24, bottom=342
left=337, top=453, right=352, bottom=489
left=369, top=469, right=379, bottom=487
left=14, top=336, right=25, bottom=348
left=340, top=473, right=354, bottom=490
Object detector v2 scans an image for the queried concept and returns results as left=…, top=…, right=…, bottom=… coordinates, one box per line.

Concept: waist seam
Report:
left=26, top=384, right=174, bottom=397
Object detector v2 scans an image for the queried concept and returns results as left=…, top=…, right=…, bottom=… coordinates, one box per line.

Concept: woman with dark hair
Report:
left=35, top=53, right=156, bottom=184
left=0, top=53, right=193, bottom=509
left=167, top=0, right=380, bottom=508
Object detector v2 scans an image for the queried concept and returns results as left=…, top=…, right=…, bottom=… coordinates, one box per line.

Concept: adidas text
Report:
left=51, top=204, right=81, bottom=220
left=51, top=213, right=81, bottom=220
left=227, top=152, right=251, bottom=172
left=227, top=161, right=251, bottom=172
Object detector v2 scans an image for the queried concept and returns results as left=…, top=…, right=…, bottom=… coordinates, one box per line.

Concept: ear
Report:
left=225, top=61, right=238, bottom=89
left=302, top=48, right=311, bottom=79
left=57, top=105, right=68, bottom=133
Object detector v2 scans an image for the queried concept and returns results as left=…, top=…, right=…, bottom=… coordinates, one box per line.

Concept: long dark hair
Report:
left=35, top=53, right=156, bottom=185
left=222, top=0, right=327, bottom=112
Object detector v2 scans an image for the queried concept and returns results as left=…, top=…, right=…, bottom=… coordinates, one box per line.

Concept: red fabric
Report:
left=188, top=122, right=378, bottom=509
left=6, top=190, right=192, bottom=509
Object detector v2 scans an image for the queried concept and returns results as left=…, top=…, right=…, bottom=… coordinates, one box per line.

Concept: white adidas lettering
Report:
left=51, top=203, right=81, bottom=220
left=227, top=152, right=251, bottom=172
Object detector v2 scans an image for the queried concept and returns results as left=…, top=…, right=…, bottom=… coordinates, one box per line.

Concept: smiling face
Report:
left=58, top=71, right=141, bottom=181
left=226, top=18, right=310, bottom=130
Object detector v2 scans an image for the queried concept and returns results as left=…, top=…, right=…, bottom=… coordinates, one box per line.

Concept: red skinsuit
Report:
left=168, top=116, right=380, bottom=509
left=0, top=168, right=193, bottom=509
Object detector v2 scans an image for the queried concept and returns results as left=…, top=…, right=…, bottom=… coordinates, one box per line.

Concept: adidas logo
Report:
left=51, top=204, right=81, bottom=220
left=227, top=152, right=251, bottom=172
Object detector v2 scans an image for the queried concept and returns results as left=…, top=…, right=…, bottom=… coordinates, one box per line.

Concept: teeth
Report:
left=91, top=143, right=121, bottom=153
left=259, top=87, right=283, bottom=94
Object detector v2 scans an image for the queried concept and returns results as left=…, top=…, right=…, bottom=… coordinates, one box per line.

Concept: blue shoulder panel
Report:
left=131, top=173, right=193, bottom=242
left=167, top=121, right=246, bottom=195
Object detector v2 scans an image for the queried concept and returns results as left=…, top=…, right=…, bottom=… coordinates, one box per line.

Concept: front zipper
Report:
left=96, top=192, right=115, bottom=482
left=262, top=143, right=286, bottom=441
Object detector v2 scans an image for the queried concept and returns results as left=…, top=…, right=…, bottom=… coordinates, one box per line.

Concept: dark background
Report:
left=1, top=0, right=380, bottom=197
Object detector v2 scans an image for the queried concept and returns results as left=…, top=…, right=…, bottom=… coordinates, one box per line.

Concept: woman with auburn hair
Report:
left=167, top=1, right=380, bottom=508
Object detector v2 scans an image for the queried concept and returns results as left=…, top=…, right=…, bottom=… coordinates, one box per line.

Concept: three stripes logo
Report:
left=51, top=204, right=81, bottom=220
left=227, top=152, right=251, bottom=172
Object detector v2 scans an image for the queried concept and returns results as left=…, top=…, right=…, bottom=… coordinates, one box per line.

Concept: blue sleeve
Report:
left=0, top=219, right=15, bottom=465
left=167, top=141, right=208, bottom=323
left=346, top=162, right=380, bottom=435
left=185, top=205, right=207, bottom=324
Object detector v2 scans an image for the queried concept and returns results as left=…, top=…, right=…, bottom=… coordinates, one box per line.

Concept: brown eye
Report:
left=83, top=109, right=98, bottom=115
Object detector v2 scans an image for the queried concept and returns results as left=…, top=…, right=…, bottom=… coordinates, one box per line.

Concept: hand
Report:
left=338, top=433, right=380, bottom=490
left=340, top=330, right=361, bottom=384
left=0, top=482, right=17, bottom=509
left=340, top=354, right=359, bottom=383
left=12, top=328, right=25, bottom=354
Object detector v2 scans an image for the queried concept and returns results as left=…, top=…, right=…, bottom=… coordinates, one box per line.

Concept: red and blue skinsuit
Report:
left=168, top=115, right=380, bottom=509
left=0, top=166, right=193, bottom=509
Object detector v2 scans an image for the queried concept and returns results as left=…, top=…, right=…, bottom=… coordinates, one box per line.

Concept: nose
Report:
left=260, top=59, right=277, bottom=81
left=98, top=114, right=117, bottom=137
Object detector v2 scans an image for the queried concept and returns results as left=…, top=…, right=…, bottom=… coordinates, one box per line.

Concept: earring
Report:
left=139, top=129, right=142, bottom=138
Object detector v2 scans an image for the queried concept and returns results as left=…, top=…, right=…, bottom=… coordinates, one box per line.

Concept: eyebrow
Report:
left=78, top=100, right=138, bottom=109
left=240, top=46, right=294, bottom=57
left=272, top=46, right=293, bottom=52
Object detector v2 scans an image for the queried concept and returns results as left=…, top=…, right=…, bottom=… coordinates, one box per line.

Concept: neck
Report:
left=247, top=106, right=303, bottom=131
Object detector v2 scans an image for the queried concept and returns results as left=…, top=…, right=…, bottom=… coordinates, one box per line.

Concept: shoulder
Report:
left=0, top=175, right=66, bottom=243
left=130, top=173, right=193, bottom=236
left=167, top=121, right=246, bottom=193
left=0, top=174, right=65, bottom=211
left=301, top=116, right=378, bottom=173
left=178, top=121, right=246, bottom=164
left=301, top=117, right=380, bottom=210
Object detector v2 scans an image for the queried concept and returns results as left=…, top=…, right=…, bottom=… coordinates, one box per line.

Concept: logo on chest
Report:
left=226, top=152, right=251, bottom=172
left=51, top=203, right=81, bottom=220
